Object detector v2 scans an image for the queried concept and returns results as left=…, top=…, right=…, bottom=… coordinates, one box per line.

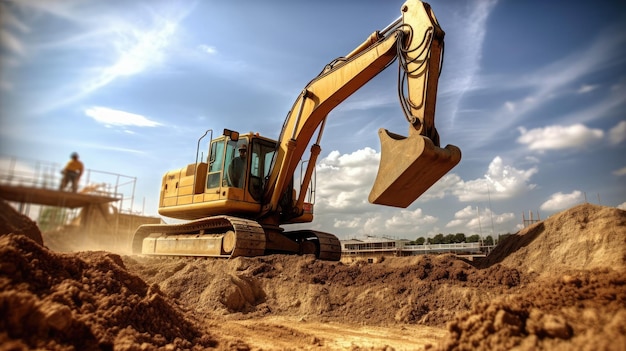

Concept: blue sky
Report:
left=1, top=0, right=625, bottom=240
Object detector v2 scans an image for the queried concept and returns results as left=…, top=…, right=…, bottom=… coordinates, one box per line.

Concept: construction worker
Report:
left=59, top=152, right=84, bottom=192
left=227, top=144, right=248, bottom=188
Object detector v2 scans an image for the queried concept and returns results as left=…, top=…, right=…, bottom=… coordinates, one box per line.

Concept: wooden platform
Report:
left=0, top=184, right=121, bottom=209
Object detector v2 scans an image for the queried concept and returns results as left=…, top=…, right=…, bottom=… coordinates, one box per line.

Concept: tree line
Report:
left=409, top=233, right=513, bottom=246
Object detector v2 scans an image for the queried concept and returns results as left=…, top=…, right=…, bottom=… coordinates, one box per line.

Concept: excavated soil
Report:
left=0, top=202, right=625, bottom=350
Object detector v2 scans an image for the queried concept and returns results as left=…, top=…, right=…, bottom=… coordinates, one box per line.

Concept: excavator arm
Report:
left=263, top=0, right=461, bottom=215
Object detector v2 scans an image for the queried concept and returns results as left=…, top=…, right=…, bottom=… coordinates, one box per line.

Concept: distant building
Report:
left=340, top=236, right=483, bottom=263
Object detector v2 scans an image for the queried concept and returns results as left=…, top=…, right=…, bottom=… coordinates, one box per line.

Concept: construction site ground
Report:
left=1, top=201, right=625, bottom=350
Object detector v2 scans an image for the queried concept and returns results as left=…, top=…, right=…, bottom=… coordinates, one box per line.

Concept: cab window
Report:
left=224, top=139, right=248, bottom=188
left=207, top=140, right=225, bottom=189
left=249, top=139, right=276, bottom=200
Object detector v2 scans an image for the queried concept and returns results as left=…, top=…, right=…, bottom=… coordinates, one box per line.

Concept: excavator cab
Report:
left=157, top=129, right=316, bottom=225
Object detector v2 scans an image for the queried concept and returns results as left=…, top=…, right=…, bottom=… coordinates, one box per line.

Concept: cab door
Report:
left=246, top=138, right=276, bottom=203
left=206, top=139, right=226, bottom=193
left=207, top=137, right=251, bottom=204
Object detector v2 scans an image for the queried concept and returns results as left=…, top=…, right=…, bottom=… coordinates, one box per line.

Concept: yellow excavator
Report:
left=131, top=0, right=461, bottom=261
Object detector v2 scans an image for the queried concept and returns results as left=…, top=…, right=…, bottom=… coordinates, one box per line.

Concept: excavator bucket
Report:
left=369, top=128, right=461, bottom=208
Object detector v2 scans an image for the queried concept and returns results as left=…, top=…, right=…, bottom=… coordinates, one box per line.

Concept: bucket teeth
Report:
left=368, top=128, right=461, bottom=208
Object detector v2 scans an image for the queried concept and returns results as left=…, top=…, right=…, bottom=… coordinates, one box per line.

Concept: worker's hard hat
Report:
left=71, top=152, right=79, bottom=159
left=238, top=144, right=247, bottom=151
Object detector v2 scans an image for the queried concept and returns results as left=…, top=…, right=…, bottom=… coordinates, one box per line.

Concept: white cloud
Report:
left=441, top=0, right=498, bottom=123
left=524, top=155, right=540, bottom=164
left=444, top=205, right=516, bottom=234
left=333, top=217, right=362, bottom=229
left=477, top=28, right=626, bottom=142
left=0, top=4, right=30, bottom=32
left=613, top=167, right=626, bottom=177
left=301, top=149, right=530, bottom=238
left=5, top=1, right=192, bottom=113
left=315, top=148, right=379, bottom=210
left=384, top=208, right=438, bottom=232
left=315, top=146, right=465, bottom=209
left=84, top=19, right=179, bottom=94
left=85, top=106, right=162, bottom=128
left=453, top=205, right=476, bottom=220
left=517, top=124, right=604, bottom=152
left=0, top=28, right=26, bottom=56
left=418, top=173, right=463, bottom=201
left=504, top=101, right=515, bottom=112
left=310, top=147, right=456, bottom=237
left=453, top=156, right=537, bottom=202
left=198, top=44, right=217, bottom=55
left=609, top=120, right=626, bottom=145
left=540, top=190, right=584, bottom=212
left=577, top=84, right=598, bottom=94
left=618, top=202, right=626, bottom=210
left=0, top=3, right=29, bottom=56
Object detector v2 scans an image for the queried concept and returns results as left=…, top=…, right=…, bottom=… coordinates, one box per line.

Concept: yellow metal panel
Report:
left=162, top=197, right=178, bottom=207
left=203, top=192, right=220, bottom=202
left=179, top=175, right=195, bottom=187
left=178, top=186, right=193, bottom=196
left=158, top=198, right=261, bottom=220
left=222, top=187, right=244, bottom=201
left=176, top=195, right=193, bottom=205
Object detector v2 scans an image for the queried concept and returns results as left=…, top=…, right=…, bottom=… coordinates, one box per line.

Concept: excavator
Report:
left=131, top=0, right=461, bottom=261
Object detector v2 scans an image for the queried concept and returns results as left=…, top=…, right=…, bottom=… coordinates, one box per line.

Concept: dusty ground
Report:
left=0, top=201, right=625, bottom=350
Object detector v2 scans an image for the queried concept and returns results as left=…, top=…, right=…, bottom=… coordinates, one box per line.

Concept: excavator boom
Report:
left=264, top=0, right=460, bottom=213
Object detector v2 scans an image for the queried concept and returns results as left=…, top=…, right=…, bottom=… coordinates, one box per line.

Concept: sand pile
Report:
left=478, top=203, right=626, bottom=274
left=439, top=268, right=626, bottom=351
left=125, top=253, right=524, bottom=327
left=440, top=203, right=626, bottom=351
left=0, top=234, right=218, bottom=350
left=0, top=200, right=42, bottom=245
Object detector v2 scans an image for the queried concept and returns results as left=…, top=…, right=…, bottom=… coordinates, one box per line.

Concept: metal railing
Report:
left=0, top=155, right=137, bottom=213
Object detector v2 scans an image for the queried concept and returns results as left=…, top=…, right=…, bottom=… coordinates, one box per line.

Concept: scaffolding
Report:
left=0, top=155, right=160, bottom=252
left=522, top=210, right=541, bottom=228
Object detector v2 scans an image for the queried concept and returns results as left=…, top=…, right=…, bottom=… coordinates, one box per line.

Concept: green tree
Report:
left=484, top=235, right=494, bottom=246
left=415, top=237, right=426, bottom=245
left=444, top=234, right=455, bottom=244
left=431, top=233, right=444, bottom=244
left=466, top=234, right=481, bottom=243
left=453, top=233, right=466, bottom=243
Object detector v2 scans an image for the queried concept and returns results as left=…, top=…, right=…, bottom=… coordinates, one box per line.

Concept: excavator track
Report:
left=131, top=217, right=342, bottom=261
left=131, top=215, right=266, bottom=258
left=285, top=230, right=342, bottom=261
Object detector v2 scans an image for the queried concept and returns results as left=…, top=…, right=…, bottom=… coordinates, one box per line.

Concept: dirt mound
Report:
left=438, top=268, right=626, bottom=351
left=477, top=203, right=626, bottom=275
left=1, top=201, right=625, bottom=350
left=0, top=200, right=43, bottom=245
left=126, top=254, right=525, bottom=327
left=0, top=234, right=218, bottom=350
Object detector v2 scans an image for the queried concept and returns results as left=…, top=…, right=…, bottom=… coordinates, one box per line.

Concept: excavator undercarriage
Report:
left=132, top=216, right=342, bottom=261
